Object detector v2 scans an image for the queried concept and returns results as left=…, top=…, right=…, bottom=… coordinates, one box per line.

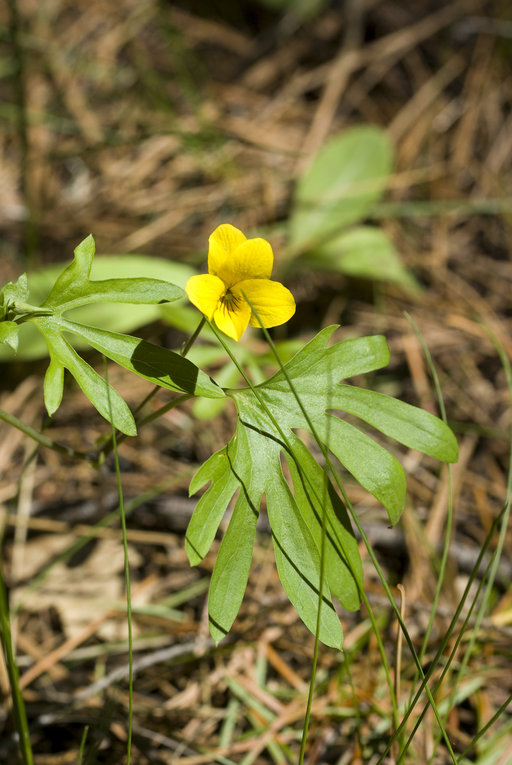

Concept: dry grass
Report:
left=1, top=0, right=511, bottom=762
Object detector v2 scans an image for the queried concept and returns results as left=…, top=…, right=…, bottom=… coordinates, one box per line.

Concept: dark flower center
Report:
left=221, top=289, right=242, bottom=313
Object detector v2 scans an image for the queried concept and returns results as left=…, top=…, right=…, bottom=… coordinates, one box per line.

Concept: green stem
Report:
left=0, top=317, right=206, bottom=467
left=0, top=536, right=34, bottom=764
left=458, top=692, right=512, bottom=760
left=377, top=504, right=508, bottom=763
left=94, top=316, right=206, bottom=462
left=180, top=315, right=206, bottom=357
left=0, top=407, right=91, bottom=461
left=105, top=358, right=133, bottom=764
left=298, top=466, right=329, bottom=765
left=404, top=314, right=454, bottom=720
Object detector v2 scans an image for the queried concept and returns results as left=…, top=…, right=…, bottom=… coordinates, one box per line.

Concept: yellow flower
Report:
left=185, top=224, right=296, bottom=341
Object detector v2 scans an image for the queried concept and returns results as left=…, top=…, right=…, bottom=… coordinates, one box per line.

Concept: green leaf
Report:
left=331, top=385, right=459, bottom=463
left=0, top=235, right=222, bottom=431
left=285, top=436, right=362, bottom=609
left=42, top=235, right=183, bottom=312
left=192, top=363, right=238, bottom=419
left=56, top=317, right=224, bottom=399
left=313, top=226, right=420, bottom=291
left=0, top=251, right=194, bottom=361
left=47, top=277, right=184, bottom=313
left=208, top=488, right=259, bottom=645
left=44, top=357, right=64, bottom=416
left=289, top=125, right=393, bottom=250
left=42, top=235, right=96, bottom=305
left=266, top=470, right=343, bottom=649
left=0, top=273, right=29, bottom=314
left=229, top=328, right=456, bottom=521
left=317, top=416, right=406, bottom=526
left=36, top=320, right=136, bottom=436
left=188, top=326, right=459, bottom=645
left=0, top=321, right=20, bottom=352
left=186, top=449, right=240, bottom=565
left=265, top=327, right=390, bottom=391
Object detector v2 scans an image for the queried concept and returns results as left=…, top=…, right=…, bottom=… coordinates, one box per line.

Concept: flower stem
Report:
left=180, top=316, right=206, bottom=357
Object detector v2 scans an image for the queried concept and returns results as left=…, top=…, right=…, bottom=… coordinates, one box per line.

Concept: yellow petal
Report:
left=213, top=299, right=251, bottom=341
left=208, top=224, right=247, bottom=279
left=185, top=274, right=225, bottom=319
left=234, top=279, right=296, bottom=329
left=221, top=238, right=274, bottom=289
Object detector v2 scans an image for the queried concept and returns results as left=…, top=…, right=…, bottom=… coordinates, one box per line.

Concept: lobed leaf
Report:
left=42, top=235, right=96, bottom=306
left=265, top=328, right=390, bottom=393
left=332, top=385, right=459, bottom=463
left=37, top=320, right=136, bottom=436
left=316, top=416, right=407, bottom=526
left=56, top=317, right=224, bottom=399
left=45, top=278, right=184, bottom=313
left=266, top=471, right=343, bottom=649
left=0, top=274, right=29, bottom=314
left=42, top=236, right=183, bottom=312
left=0, top=256, right=195, bottom=362
left=191, top=326, right=459, bottom=645
left=186, top=449, right=239, bottom=566
left=285, top=436, right=362, bottom=609
left=208, top=489, right=259, bottom=645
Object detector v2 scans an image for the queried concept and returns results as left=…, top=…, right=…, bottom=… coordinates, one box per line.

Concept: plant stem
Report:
left=0, top=407, right=91, bottom=461
left=105, top=358, right=133, bottom=764
left=180, top=315, right=206, bottom=357
left=0, top=544, right=34, bottom=764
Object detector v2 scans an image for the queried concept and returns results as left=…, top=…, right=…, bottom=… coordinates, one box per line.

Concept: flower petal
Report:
left=208, top=224, right=247, bottom=279
left=220, top=238, right=274, bottom=290
left=234, top=279, right=296, bottom=329
left=213, top=298, right=251, bottom=341
left=185, top=274, right=225, bottom=320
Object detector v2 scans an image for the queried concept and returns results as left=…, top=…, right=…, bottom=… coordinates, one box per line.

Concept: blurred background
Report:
left=1, top=0, right=511, bottom=762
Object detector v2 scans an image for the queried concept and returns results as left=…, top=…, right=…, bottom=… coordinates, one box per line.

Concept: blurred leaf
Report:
left=192, top=363, right=238, bottom=419
left=313, top=226, right=420, bottom=291
left=159, top=302, right=204, bottom=335
left=289, top=125, right=393, bottom=250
